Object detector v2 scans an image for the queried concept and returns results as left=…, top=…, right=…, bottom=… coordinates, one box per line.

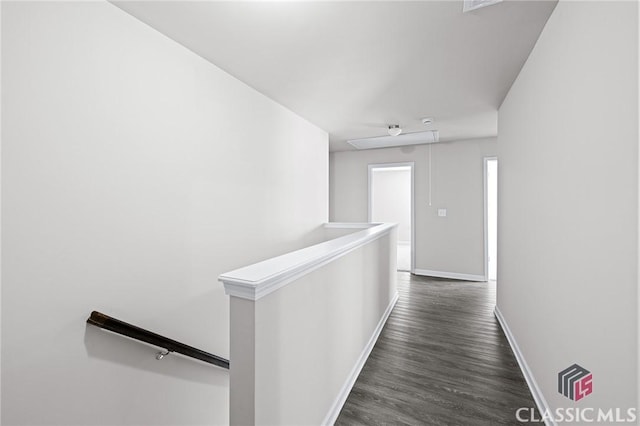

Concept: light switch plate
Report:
left=438, top=208, right=447, bottom=217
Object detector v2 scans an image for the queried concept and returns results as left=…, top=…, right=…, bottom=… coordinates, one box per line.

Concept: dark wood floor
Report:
left=336, top=273, right=540, bottom=426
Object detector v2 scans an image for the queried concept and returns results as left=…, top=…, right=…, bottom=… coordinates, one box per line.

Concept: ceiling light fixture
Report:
left=388, top=124, right=402, bottom=137
left=348, top=130, right=439, bottom=150
left=463, top=0, right=502, bottom=13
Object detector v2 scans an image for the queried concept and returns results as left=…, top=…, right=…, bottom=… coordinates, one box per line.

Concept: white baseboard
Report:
left=413, top=268, right=486, bottom=282
left=321, top=291, right=399, bottom=426
left=494, top=307, right=555, bottom=426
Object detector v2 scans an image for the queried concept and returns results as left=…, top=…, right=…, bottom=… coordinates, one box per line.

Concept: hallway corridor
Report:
left=336, top=273, right=540, bottom=425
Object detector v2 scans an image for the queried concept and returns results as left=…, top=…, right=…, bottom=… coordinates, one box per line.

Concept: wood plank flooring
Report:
left=336, top=273, right=541, bottom=426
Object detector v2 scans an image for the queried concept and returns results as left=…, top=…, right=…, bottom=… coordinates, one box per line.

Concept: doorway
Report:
left=484, top=157, right=498, bottom=281
left=368, top=163, right=415, bottom=272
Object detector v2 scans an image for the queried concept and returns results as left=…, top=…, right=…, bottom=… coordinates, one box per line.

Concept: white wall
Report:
left=370, top=168, right=411, bottom=242
left=331, top=138, right=496, bottom=279
left=229, top=228, right=397, bottom=425
left=486, top=159, right=497, bottom=281
left=1, top=2, right=328, bottom=425
left=498, top=0, right=638, bottom=418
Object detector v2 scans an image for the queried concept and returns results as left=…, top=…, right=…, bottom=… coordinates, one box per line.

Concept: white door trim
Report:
left=368, top=162, right=415, bottom=272
left=483, top=156, right=498, bottom=282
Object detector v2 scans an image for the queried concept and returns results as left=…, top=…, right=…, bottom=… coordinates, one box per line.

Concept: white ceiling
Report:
left=113, top=1, right=557, bottom=151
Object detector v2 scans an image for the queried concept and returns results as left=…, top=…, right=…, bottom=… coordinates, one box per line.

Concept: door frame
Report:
left=483, top=156, right=498, bottom=282
left=368, top=162, right=415, bottom=273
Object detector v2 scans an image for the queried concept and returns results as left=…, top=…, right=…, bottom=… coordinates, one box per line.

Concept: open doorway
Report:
left=484, top=157, right=498, bottom=281
left=368, top=163, right=414, bottom=272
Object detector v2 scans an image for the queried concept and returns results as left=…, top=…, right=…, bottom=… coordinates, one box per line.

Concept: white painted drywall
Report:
left=229, top=228, right=397, bottom=425
left=498, top=0, right=638, bottom=417
left=487, top=159, right=497, bottom=281
left=0, top=1, right=3, bottom=419
left=330, top=138, right=496, bottom=278
left=1, top=2, right=327, bottom=425
left=370, top=167, right=412, bottom=242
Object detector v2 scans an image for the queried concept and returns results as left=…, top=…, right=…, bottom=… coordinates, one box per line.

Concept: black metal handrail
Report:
left=86, top=311, right=229, bottom=369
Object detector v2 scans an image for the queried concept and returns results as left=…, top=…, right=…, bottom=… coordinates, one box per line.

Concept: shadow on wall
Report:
left=84, top=323, right=228, bottom=386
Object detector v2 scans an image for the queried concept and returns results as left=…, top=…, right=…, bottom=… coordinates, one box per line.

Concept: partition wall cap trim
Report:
left=324, top=222, right=378, bottom=229
left=494, top=306, right=556, bottom=426
left=413, top=269, right=486, bottom=282
left=219, top=223, right=397, bottom=301
left=321, top=291, right=400, bottom=426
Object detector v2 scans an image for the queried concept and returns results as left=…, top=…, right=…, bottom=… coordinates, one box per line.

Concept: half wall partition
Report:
left=219, top=223, right=398, bottom=425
